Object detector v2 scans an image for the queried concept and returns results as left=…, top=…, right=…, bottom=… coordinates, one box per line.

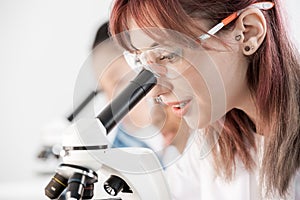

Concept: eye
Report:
left=160, top=52, right=178, bottom=62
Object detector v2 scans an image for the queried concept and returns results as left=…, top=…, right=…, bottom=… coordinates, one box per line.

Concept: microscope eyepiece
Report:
left=97, top=69, right=157, bottom=133
left=45, top=173, right=68, bottom=199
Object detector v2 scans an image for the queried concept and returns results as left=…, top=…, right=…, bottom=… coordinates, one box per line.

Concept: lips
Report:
left=164, top=99, right=192, bottom=117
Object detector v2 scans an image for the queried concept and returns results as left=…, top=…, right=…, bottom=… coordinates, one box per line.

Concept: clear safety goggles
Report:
left=123, top=2, right=274, bottom=79
left=124, top=46, right=187, bottom=79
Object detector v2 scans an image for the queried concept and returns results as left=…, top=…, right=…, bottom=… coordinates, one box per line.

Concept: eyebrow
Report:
left=130, top=42, right=160, bottom=52
left=150, top=42, right=159, bottom=48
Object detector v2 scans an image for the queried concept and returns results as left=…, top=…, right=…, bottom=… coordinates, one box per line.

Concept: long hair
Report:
left=110, top=0, right=300, bottom=197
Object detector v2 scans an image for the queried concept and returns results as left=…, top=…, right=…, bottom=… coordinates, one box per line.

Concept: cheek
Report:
left=212, top=52, right=249, bottom=109
left=182, top=55, right=228, bottom=128
left=182, top=68, right=212, bottom=128
left=186, top=68, right=210, bottom=101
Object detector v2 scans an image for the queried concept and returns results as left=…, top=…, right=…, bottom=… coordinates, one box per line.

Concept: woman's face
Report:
left=127, top=21, right=250, bottom=129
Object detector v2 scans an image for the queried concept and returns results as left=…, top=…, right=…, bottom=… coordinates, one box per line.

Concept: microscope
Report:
left=44, top=69, right=171, bottom=200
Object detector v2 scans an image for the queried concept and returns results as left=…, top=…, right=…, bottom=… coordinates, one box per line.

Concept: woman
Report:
left=109, top=0, right=300, bottom=199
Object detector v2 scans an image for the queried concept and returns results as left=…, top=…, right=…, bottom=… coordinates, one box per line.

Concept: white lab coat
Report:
left=165, top=132, right=296, bottom=200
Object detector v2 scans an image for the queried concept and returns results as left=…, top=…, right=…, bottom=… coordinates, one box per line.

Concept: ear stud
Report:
left=235, top=35, right=242, bottom=41
left=244, top=45, right=255, bottom=52
left=245, top=46, right=251, bottom=51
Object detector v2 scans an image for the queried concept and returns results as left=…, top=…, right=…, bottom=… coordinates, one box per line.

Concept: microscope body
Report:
left=45, top=69, right=171, bottom=199
left=50, top=118, right=171, bottom=200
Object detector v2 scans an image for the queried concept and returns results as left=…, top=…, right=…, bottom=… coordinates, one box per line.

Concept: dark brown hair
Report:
left=110, top=0, right=300, bottom=197
left=92, top=21, right=110, bottom=49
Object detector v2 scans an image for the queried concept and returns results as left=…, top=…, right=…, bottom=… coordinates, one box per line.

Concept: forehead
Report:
left=127, top=18, right=206, bottom=51
left=128, top=19, right=158, bottom=50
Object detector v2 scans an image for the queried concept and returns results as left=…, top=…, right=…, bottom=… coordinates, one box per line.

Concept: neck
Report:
left=237, top=93, right=267, bottom=136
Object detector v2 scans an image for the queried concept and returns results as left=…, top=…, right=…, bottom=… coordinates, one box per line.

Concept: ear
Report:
left=233, top=8, right=267, bottom=55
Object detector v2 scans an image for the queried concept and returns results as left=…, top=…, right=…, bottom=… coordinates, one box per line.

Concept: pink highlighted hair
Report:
left=110, top=0, right=300, bottom=197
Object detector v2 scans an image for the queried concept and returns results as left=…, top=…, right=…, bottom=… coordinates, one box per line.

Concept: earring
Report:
left=244, top=46, right=251, bottom=51
left=244, top=45, right=255, bottom=52
left=235, top=35, right=242, bottom=41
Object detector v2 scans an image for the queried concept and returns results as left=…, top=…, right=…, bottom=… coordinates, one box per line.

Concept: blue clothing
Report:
left=112, top=125, right=149, bottom=148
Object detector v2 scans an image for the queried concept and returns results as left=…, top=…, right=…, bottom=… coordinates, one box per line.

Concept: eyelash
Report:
left=160, top=53, right=177, bottom=62
left=134, top=51, right=178, bottom=64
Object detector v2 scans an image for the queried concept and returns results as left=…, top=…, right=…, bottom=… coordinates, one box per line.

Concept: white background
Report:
left=0, top=0, right=113, bottom=199
left=0, top=0, right=299, bottom=199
